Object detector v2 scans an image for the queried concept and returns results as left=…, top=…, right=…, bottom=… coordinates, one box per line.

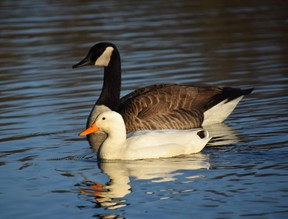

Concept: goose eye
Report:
left=102, top=117, right=106, bottom=120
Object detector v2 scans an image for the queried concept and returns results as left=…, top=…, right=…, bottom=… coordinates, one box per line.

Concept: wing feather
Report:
left=119, top=84, right=252, bottom=132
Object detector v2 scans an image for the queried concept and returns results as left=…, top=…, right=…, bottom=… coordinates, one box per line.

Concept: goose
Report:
left=73, top=42, right=253, bottom=151
left=79, top=111, right=211, bottom=160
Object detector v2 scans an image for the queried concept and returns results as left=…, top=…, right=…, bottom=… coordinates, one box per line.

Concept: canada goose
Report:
left=79, top=111, right=211, bottom=160
left=73, top=42, right=253, bottom=151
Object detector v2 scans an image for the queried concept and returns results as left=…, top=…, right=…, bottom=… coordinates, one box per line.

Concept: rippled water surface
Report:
left=1, top=0, right=288, bottom=218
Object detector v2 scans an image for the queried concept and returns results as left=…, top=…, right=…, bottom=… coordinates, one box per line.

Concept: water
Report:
left=1, top=0, right=288, bottom=218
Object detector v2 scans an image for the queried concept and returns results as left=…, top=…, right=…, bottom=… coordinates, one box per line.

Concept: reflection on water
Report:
left=204, top=123, right=240, bottom=146
left=1, top=0, right=288, bottom=218
left=77, top=154, right=209, bottom=211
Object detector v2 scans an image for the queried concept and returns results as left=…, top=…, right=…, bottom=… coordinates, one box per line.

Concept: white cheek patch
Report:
left=95, top=46, right=114, bottom=67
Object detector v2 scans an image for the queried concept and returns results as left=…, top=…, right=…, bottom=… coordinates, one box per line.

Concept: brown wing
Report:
left=119, top=84, right=223, bottom=132
left=120, top=84, right=172, bottom=104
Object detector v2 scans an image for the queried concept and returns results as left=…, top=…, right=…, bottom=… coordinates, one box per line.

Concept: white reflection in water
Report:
left=204, top=123, right=240, bottom=146
left=77, top=153, right=209, bottom=210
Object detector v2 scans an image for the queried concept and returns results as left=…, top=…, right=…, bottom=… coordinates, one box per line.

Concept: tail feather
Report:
left=203, top=87, right=254, bottom=112
left=202, top=87, right=254, bottom=126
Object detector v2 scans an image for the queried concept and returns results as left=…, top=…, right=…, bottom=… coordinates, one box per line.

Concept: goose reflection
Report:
left=204, top=122, right=241, bottom=146
left=77, top=153, right=209, bottom=210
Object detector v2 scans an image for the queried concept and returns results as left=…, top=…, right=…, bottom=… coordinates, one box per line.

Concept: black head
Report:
left=72, top=42, right=117, bottom=69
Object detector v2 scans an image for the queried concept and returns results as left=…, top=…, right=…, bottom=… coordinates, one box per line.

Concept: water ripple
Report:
left=1, top=1, right=288, bottom=218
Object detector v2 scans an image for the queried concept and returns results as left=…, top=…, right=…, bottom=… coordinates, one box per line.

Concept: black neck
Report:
left=96, top=50, right=121, bottom=111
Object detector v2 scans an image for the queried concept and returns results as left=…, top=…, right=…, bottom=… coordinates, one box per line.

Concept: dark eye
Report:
left=102, top=117, right=106, bottom=120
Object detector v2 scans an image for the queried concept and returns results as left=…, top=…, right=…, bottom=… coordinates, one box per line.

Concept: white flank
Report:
left=87, top=111, right=211, bottom=160
left=202, top=96, right=243, bottom=126
left=95, top=46, right=114, bottom=67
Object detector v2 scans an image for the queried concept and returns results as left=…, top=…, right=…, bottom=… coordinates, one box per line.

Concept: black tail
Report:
left=203, top=87, right=254, bottom=111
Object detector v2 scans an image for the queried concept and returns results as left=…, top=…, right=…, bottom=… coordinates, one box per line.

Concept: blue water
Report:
left=1, top=0, right=288, bottom=218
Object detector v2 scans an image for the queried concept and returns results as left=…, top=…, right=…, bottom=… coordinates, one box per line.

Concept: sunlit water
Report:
left=1, top=0, right=288, bottom=218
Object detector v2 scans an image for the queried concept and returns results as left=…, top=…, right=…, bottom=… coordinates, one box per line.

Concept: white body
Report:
left=89, top=111, right=211, bottom=160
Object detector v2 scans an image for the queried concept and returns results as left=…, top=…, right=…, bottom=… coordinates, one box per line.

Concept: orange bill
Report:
left=79, top=124, right=99, bottom=136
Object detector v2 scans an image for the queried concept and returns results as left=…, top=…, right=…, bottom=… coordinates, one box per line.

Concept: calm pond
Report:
left=0, top=0, right=288, bottom=218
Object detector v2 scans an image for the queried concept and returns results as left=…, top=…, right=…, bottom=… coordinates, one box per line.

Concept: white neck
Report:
left=98, top=123, right=127, bottom=160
